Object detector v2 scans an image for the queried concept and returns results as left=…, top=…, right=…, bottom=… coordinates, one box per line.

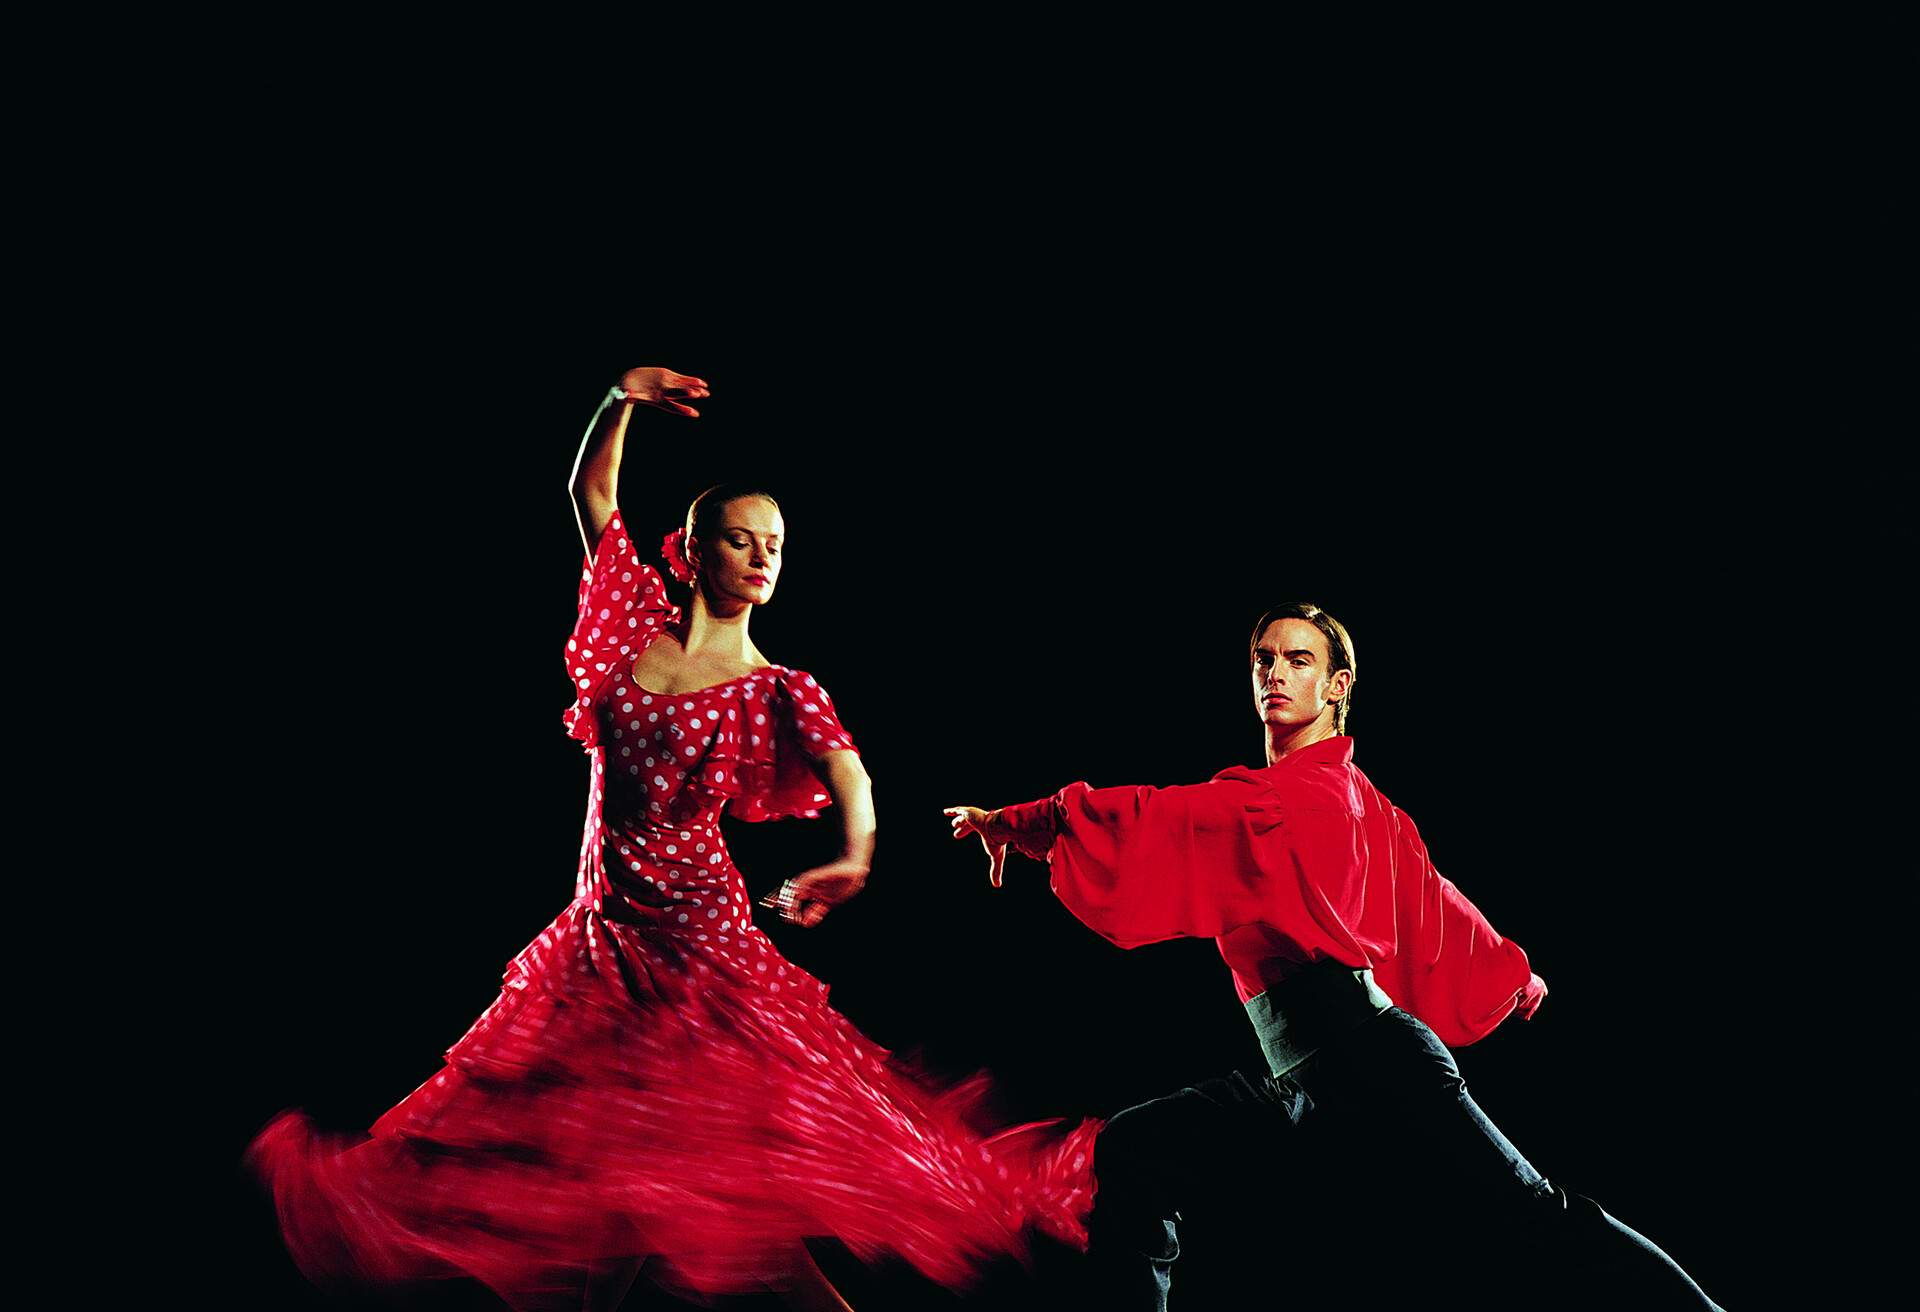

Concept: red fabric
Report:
left=247, top=508, right=1098, bottom=1309
left=560, top=512, right=851, bottom=824
left=998, top=737, right=1547, bottom=1049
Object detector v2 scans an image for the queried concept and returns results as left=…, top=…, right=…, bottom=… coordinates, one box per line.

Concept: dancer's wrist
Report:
left=989, top=802, right=1056, bottom=861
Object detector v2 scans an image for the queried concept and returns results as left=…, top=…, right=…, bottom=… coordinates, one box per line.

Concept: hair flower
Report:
left=660, top=528, right=696, bottom=584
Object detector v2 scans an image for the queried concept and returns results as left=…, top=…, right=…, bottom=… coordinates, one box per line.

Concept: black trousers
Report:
left=1086, top=1007, right=1722, bottom=1310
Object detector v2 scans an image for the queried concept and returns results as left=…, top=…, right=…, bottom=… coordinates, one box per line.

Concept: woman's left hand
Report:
left=762, top=859, right=870, bottom=927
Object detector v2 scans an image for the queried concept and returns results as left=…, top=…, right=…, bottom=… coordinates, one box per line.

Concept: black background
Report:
left=182, top=118, right=1886, bottom=1308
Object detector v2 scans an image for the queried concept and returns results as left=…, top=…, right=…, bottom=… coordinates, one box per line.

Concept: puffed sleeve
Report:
left=725, top=668, right=859, bottom=822
left=1367, top=804, right=1547, bottom=1046
left=561, top=508, right=680, bottom=750
left=1007, top=770, right=1372, bottom=955
left=1004, top=767, right=1545, bottom=1048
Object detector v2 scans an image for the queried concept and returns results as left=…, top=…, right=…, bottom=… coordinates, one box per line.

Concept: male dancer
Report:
left=947, top=603, right=1721, bottom=1310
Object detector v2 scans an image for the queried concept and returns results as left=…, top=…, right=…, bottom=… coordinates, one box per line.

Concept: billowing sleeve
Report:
left=1368, top=805, right=1547, bottom=1046
left=1004, top=761, right=1545, bottom=1048
left=724, top=668, right=859, bottom=823
left=1010, top=768, right=1373, bottom=957
left=561, top=508, right=680, bottom=750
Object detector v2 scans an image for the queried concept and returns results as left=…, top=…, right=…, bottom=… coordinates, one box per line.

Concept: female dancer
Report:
left=247, top=367, right=1097, bottom=1311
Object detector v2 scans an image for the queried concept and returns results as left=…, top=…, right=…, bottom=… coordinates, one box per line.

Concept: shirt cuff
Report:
left=993, top=796, right=1059, bottom=862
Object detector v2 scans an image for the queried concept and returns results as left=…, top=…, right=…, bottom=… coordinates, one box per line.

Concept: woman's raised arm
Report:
left=568, top=367, right=711, bottom=552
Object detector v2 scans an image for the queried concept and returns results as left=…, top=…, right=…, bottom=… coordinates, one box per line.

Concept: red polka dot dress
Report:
left=246, top=509, right=1099, bottom=1308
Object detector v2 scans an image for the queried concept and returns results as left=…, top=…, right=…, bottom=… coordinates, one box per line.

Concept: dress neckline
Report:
left=627, top=665, right=782, bottom=699
left=623, top=625, right=782, bottom=698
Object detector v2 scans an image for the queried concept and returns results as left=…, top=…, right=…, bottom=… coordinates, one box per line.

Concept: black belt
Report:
left=1244, top=958, right=1394, bottom=1077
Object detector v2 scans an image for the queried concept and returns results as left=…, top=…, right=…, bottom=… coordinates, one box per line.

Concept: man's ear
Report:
left=1328, top=668, right=1354, bottom=702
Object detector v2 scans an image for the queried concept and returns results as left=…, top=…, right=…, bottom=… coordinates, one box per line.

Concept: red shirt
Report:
left=996, top=736, right=1547, bottom=1049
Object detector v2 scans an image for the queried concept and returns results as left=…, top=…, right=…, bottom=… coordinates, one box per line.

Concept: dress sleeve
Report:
left=1013, top=769, right=1371, bottom=955
left=724, top=668, right=859, bottom=822
left=776, top=669, right=858, bottom=757
left=562, top=508, right=680, bottom=749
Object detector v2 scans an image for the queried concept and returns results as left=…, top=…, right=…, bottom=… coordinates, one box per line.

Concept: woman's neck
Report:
left=681, top=592, right=758, bottom=663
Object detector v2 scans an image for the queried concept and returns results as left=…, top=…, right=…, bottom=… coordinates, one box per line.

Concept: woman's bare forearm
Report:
left=566, top=369, right=711, bottom=554
left=569, top=387, right=637, bottom=553
left=819, top=751, right=876, bottom=870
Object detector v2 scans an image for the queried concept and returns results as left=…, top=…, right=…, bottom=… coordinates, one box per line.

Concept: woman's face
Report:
left=696, top=496, right=784, bottom=607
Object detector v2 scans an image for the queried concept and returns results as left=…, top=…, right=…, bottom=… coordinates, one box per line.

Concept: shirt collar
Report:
left=1270, top=734, right=1354, bottom=769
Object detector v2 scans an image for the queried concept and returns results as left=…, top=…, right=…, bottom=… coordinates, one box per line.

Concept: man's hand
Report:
left=944, top=806, right=1010, bottom=888
left=617, top=367, right=711, bottom=418
left=761, top=858, right=869, bottom=927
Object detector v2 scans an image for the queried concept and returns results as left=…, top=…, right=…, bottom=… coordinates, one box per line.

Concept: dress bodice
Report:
left=560, top=509, right=858, bottom=933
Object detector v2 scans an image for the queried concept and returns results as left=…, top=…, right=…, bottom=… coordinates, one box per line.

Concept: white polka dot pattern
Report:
left=243, top=503, right=1097, bottom=1307
left=561, top=513, right=680, bottom=751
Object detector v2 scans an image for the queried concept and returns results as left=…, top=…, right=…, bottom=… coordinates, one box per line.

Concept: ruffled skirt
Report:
left=246, top=903, right=1099, bottom=1308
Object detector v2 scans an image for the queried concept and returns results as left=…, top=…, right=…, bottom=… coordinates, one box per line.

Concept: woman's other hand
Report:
left=944, top=806, right=1009, bottom=888
left=763, top=858, right=870, bottom=928
left=618, top=367, right=711, bottom=418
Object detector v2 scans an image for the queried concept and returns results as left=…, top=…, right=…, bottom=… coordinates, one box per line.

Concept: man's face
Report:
left=1250, top=618, right=1352, bottom=733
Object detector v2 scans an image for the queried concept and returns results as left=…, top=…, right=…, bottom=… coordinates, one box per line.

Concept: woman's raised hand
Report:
left=944, top=806, right=1009, bottom=889
left=618, top=367, right=711, bottom=418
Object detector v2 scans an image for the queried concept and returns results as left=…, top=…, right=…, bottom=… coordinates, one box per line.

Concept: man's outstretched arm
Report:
left=947, top=772, right=1351, bottom=950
